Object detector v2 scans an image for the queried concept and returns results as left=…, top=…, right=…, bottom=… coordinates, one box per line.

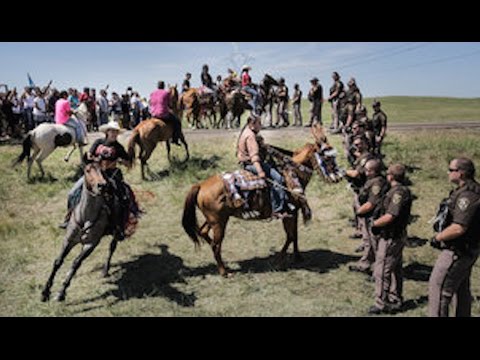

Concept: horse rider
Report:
left=149, top=81, right=182, bottom=146
left=182, top=72, right=192, bottom=93
left=200, top=64, right=216, bottom=100
left=428, top=157, right=480, bottom=317
left=55, top=90, right=87, bottom=146
left=237, top=114, right=291, bottom=219
left=240, top=65, right=261, bottom=115
left=59, top=121, right=133, bottom=241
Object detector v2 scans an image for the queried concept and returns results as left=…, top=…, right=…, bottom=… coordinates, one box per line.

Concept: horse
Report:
left=178, top=88, right=201, bottom=129
left=182, top=124, right=344, bottom=276
left=258, top=74, right=279, bottom=125
left=168, top=84, right=181, bottom=119
left=127, top=118, right=190, bottom=180
left=41, top=160, right=119, bottom=302
left=12, top=122, right=85, bottom=181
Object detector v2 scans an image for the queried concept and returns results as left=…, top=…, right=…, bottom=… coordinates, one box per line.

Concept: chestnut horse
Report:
left=182, top=125, right=343, bottom=276
left=127, top=118, right=190, bottom=180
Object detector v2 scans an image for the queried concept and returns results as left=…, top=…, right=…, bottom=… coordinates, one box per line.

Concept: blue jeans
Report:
left=242, top=86, right=259, bottom=111
left=65, top=118, right=86, bottom=144
left=245, top=163, right=285, bottom=213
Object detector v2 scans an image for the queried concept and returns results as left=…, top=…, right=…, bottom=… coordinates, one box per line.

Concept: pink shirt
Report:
left=149, top=89, right=170, bottom=118
left=241, top=72, right=251, bottom=87
left=55, top=98, right=71, bottom=125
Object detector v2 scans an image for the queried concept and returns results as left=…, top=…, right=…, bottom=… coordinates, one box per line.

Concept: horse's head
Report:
left=83, top=160, right=108, bottom=195
left=292, top=124, right=344, bottom=183
left=262, top=73, right=278, bottom=87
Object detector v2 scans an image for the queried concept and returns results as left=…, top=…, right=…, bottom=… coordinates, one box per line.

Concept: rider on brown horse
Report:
left=150, top=81, right=182, bottom=146
left=237, top=114, right=291, bottom=219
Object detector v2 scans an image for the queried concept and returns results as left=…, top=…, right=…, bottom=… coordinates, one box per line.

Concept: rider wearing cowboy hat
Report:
left=60, top=121, right=133, bottom=241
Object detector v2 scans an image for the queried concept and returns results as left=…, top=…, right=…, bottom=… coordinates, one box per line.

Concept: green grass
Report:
left=308, top=96, right=480, bottom=126
left=1, top=127, right=480, bottom=316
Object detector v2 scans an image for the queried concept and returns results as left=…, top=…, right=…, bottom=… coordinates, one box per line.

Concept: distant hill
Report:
left=310, top=96, right=480, bottom=124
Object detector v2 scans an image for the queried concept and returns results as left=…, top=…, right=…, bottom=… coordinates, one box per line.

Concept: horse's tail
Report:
left=182, top=184, right=201, bottom=247
left=11, top=133, right=32, bottom=167
left=127, top=127, right=140, bottom=164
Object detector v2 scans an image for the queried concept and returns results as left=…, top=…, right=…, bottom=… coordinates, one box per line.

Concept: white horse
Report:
left=12, top=122, right=86, bottom=180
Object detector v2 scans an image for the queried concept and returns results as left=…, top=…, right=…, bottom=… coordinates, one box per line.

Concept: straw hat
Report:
left=99, top=121, right=122, bottom=133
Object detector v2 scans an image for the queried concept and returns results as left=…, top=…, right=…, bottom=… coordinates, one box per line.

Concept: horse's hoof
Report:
left=102, top=269, right=110, bottom=278
left=55, top=293, right=66, bottom=302
left=41, top=291, right=50, bottom=302
left=222, top=271, right=234, bottom=278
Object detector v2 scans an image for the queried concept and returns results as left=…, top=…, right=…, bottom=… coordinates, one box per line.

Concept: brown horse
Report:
left=127, top=118, right=190, bottom=180
left=168, top=85, right=180, bottom=119
left=182, top=125, right=343, bottom=276
left=178, top=88, right=201, bottom=129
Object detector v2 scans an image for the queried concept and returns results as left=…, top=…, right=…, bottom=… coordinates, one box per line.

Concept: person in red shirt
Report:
left=241, top=65, right=260, bottom=115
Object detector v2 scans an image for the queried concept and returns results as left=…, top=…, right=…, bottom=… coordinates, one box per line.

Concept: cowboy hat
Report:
left=99, top=121, right=122, bottom=133
left=242, top=65, right=251, bottom=71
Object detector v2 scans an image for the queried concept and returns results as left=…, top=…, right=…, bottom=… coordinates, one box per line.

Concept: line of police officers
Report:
left=328, top=72, right=480, bottom=316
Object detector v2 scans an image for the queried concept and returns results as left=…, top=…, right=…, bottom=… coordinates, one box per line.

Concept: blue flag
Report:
left=27, top=73, right=35, bottom=88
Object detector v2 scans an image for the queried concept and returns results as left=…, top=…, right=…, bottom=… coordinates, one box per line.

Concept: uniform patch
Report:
left=360, top=158, right=367, bottom=167
left=372, top=185, right=381, bottom=195
left=457, top=197, right=470, bottom=211
left=392, top=193, right=402, bottom=205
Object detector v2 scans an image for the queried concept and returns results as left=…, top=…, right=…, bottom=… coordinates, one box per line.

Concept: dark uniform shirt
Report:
left=382, top=184, right=412, bottom=236
left=372, top=109, right=387, bottom=137
left=447, top=179, right=480, bottom=248
left=360, top=175, right=389, bottom=218
left=329, top=80, right=344, bottom=101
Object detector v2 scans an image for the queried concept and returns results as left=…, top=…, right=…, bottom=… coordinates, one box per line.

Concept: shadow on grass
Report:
left=185, top=248, right=360, bottom=277
left=403, top=261, right=433, bottom=282
left=70, top=244, right=197, bottom=310
left=146, top=155, right=222, bottom=181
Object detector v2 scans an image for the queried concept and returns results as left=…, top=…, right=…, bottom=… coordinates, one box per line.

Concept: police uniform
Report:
left=428, top=179, right=480, bottom=317
left=353, top=175, right=389, bottom=271
left=373, top=183, right=412, bottom=310
left=372, top=109, right=387, bottom=155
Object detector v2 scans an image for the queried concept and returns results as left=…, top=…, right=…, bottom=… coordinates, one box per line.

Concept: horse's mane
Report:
left=267, top=144, right=294, bottom=157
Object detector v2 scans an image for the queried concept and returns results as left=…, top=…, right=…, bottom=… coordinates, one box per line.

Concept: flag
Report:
left=27, top=73, right=35, bottom=88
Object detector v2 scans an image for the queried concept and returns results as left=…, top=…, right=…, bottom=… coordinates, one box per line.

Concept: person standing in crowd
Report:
left=291, top=83, right=302, bottom=126
left=328, top=71, right=344, bottom=133
left=371, top=99, right=387, bottom=157
left=275, top=77, right=289, bottom=127
left=429, top=157, right=480, bottom=317
left=305, top=77, right=323, bottom=127
left=33, top=87, right=47, bottom=126
left=149, top=81, right=182, bottom=146
left=97, top=89, right=109, bottom=125
left=367, top=163, right=412, bottom=314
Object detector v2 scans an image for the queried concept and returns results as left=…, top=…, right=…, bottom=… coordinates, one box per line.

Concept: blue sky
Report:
left=1, top=42, right=480, bottom=99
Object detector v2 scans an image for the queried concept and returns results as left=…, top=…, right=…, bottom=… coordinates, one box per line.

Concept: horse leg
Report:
left=199, top=221, right=212, bottom=245
left=56, top=242, right=98, bottom=302
left=64, top=145, right=76, bottom=162
left=102, top=238, right=118, bottom=277
left=27, top=148, right=40, bottom=181
left=179, top=132, right=190, bottom=162
left=41, top=237, right=77, bottom=302
left=211, top=221, right=229, bottom=277
left=276, top=213, right=300, bottom=266
left=166, top=140, right=172, bottom=163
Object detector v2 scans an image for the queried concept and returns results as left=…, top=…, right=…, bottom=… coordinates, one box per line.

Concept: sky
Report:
left=1, top=42, right=480, bottom=99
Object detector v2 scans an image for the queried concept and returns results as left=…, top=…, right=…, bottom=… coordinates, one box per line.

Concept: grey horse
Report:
left=41, top=160, right=121, bottom=302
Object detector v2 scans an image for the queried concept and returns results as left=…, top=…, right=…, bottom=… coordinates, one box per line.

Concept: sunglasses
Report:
left=448, top=168, right=459, bottom=172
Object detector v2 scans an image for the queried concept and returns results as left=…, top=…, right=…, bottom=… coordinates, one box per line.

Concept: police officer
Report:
left=305, top=77, right=323, bottom=127
left=371, top=99, right=387, bottom=156
left=428, top=157, right=480, bottom=317
left=369, top=163, right=412, bottom=314
left=344, top=136, right=375, bottom=240
left=327, top=71, right=344, bottom=132
left=349, top=159, right=388, bottom=274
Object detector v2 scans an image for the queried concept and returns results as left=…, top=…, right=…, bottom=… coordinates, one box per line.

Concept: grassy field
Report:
left=298, top=96, right=480, bottom=126
left=1, top=122, right=480, bottom=317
